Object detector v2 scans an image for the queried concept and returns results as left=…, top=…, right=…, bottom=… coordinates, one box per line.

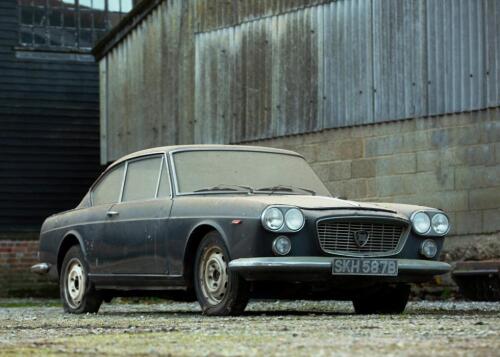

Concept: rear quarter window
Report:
left=92, top=164, right=125, bottom=206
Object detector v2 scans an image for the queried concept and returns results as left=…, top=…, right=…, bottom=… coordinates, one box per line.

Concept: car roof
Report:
left=106, top=144, right=303, bottom=171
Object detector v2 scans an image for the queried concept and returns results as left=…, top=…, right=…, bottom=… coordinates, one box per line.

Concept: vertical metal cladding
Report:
left=322, top=0, right=373, bottom=127
left=194, top=6, right=322, bottom=143
left=104, top=0, right=193, bottom=162
left=101, top=0, right=500, bottom=160
left=485, top=0, right=500, bottom=108
left=426, top=0, right=491, bottom=115
left=372, top=0, right=426, bottom=121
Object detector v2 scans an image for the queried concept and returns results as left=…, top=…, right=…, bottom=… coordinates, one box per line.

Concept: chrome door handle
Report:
left=106, top=211, right=119, bottom=217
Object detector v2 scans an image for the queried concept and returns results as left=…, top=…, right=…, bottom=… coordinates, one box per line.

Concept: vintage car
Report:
left=32, top=145, right=451, bottom=315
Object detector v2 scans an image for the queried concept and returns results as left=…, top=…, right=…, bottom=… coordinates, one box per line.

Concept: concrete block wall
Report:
left=248, top=109, right=500, bottom=259
left=0, top=240, right=57, bottom=297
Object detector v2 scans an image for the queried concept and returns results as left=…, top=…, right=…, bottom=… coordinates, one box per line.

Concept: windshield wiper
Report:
left=194, top=184, right=254, bottom=193
left=256, top=185, right=316, bottom=196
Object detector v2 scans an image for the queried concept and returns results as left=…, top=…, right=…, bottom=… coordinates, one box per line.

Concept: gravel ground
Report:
left=0, top=299, right=499, bottom=356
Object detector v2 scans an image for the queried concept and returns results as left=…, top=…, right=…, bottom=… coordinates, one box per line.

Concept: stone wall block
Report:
left=351, top=159, right=375, bottom=178
left=469, top=187, right=500, bottom=210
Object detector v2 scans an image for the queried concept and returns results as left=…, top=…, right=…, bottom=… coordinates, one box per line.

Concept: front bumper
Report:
left=229, top=257, right=450, bottom=282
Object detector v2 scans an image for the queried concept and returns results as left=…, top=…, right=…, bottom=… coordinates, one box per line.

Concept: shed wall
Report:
left=97, top=0, right=500, bottom=241
left=101, top=0, right=500, bottom=161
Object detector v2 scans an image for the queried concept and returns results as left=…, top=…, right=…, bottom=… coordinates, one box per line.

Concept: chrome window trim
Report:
left=159, top=153, right=174, bottom=200
left=315, top=215, right=411, bottom=258
left=168, top=147, right=313, bottom=197
left=168, top=151, right=179, bottom=197
left=118, top=161, right=128, bottom=203
left=154, top=156, right=164, bottom=199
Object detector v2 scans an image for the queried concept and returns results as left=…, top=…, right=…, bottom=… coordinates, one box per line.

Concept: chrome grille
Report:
left=317, top=219, right=406, bottom=255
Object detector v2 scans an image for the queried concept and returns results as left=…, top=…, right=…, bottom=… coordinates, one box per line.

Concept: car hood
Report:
left=242, top=195, right=397, bottom=213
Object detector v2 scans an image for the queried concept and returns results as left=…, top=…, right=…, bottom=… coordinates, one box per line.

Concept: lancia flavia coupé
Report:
left=32, top=145, right=451, bottom=315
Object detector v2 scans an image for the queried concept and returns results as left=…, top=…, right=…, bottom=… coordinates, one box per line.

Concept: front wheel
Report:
left=352, top=284, right=411, bottom=314
left=60, top=245, right=102, bottom=314
left=194, top=231, right=249, bottom=316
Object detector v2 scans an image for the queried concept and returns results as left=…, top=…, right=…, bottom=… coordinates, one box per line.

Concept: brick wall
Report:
left=248, top=108, right=500, bottom=260
left=0, top=240, right=57, bottom=297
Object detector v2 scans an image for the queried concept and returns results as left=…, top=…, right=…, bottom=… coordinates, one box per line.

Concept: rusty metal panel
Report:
left=194, top=28, right=231, bottom=144
left=486, top=0, right=500, bottom=108
left=161, top=0, right=181, bottom=146
left=192, top=0, right=333, bottom=33
left=372, top=0, right=426, bottom=122
left=103, top=0, right=193, bottom=162
left=322, top=0, right=373, bottom=128
left=99, top=59, right=108, bottom=165
left=195, top=5, right=321, bottom=142
left=427, top=0, right=487, bottom=115
left=142, top=8, right=163, bottom=150
left=101, top=0, right=500, bottom=161
left=268, top=8, right=320, bottom=137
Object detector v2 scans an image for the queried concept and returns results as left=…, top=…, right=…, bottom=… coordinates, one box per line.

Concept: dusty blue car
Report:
left=32, top=145, right=451, bottom=315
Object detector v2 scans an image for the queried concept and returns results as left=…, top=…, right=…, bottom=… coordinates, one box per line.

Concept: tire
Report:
left=352, top=284, right=410, bottom=314
left=194, top=231, right=249, bottom=316
left=60, top=245, right=103, bottom=314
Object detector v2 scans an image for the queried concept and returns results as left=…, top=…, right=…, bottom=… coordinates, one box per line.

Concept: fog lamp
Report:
left=420, top=239, right=438, bottom=258
left=272, top=236, right=291, bottom=256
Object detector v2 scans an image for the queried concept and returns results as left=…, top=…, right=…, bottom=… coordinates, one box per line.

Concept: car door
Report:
left=85, top=162, right=126, bottom=274
left=98, top=155, right=173, bottom=275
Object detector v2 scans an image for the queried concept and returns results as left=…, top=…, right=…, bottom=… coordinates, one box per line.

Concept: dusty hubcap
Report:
left=65, top=259, right=85, bottom=308
left=200, top=247, right=229, bottom=305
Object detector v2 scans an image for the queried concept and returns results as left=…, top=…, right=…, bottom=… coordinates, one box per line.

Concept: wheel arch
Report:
left=183, top=221, right=230, bottom=288
left=57, top=230, right=86, bottom=275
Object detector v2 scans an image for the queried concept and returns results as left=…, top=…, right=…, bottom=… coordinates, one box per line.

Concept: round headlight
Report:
left=431, top=213, right=449, bottom=235
left=412, top=212, right=431, bottom=234
left=272, top=236, right=291, bottom=256
left=262, top=207, right=284, bottom=231
left=420, top=239, right=438, bottom=258
left=284, top=208, right=305, bottom=231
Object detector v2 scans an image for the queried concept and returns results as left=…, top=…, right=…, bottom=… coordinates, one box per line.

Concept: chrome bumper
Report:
left=31, top=263, right=51, bottom=275
left=229, top=257, right=451, bottom=276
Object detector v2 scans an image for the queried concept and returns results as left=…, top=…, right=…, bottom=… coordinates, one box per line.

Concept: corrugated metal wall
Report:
left=100, top=0, right=500, bottom=162
left=103, top=0, right=195, bottom=161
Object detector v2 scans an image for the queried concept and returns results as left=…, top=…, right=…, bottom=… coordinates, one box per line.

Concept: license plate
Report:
left=332, top=258, right=398, bottom=276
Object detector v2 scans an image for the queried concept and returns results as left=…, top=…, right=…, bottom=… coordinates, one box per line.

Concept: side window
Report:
left=92, top=164, right=125, bottom=206
left=122, top=156, right=162, bottom=202
left=157, top=158, right=171, bottom=198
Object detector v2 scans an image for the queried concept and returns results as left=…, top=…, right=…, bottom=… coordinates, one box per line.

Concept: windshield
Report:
left=172, top=150, right=331, bottom=196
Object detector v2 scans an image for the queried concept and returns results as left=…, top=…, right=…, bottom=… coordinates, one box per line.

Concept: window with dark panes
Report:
left=18, top=0, right=133, bottom=50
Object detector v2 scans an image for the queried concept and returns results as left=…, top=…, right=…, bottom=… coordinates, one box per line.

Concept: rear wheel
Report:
left=352, top=284, right=410, bottom=314
left=60, top=245, right=102, bottom=314
left=194, top=231, right=249, bottom=316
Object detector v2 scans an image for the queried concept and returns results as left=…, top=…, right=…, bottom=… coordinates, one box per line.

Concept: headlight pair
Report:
left=411, top=211, right=450, bottom=236
left=261, top=206, right=305, bottom=232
